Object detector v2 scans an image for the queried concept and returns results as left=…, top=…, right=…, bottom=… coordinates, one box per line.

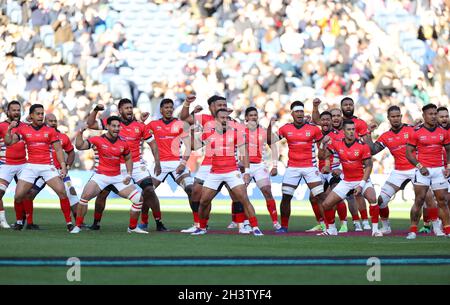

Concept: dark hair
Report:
left=118, top=98, right=132, bottom=109
left=207, top=95, right=226, bottom=106
left=245, top=106, right=258, bottom=117
left=437, top=106, right=448, bottom=113
left=290, top=101, right=304, bottom=110
left=342, top=119, right=355, bottom=128
left=160, top=98, right=174, bottom=108
left=107, top=116, right=121, bottom=125
left=340, top=97, right=354, bottom=105
left=422, top=103, right=437, bottom=112
left=215, top=108, right=229, bottom=117
left=387, top=105, right=401, bottom=115
left=320, top=111, right=332, bottom=118
left=7, top=100, right=21, bottom=111
left=29, top=104, right=44, bottom=115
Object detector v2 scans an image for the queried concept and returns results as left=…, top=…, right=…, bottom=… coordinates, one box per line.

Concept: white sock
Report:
left=372, top=222, right=379, bottom=231
left=329, top=223, right=336, bottom=229
left=381, top=220, right=390, bottom=228
left=363, top=219, right=370, bottom=225
left=341, top=220, right=347, bottom=226
left=432, top=220, right=443, bottom=232
left=0, top=210, right=5, bottom=220
left=243, top=219, right=250, bottom=225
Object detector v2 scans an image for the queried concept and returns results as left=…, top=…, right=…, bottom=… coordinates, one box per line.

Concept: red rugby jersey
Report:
left=407, top=125, right=450, bottom=168
left=278, top=123, right=323, bottom=167
left=349, top=116, right=369, bottom=137
left=14, top=124, right=59, bottom=165
left=0, top=121, right=27, bottom=165
left=52, top=131, right=74, bottom=170
left=195, top=113, right=215, bottom=166
left=147, top=118, right=186, bottom=162
left=246, top=126, right=266, bottom=164
left=201, top=127, right=244, bottom=174
left=88, top=135, right=130, bottom=176
left=376, top=124, right=415, bottom=171
left=327, top=139, right=371, bottom=182
left=100, top=118, right=152, bottom=163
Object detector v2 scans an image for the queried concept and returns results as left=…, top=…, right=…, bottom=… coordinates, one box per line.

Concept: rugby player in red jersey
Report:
left=190, top=108, right=263, bottom=236
left=437, top=106, right=450, bottom=205
left=4, top=104, right=74, bottom=231
left=318, top=120, right=382, bottom=236
left=71, top=116, right=147, bottom=234
left=268, top=101, right=328, bottom=233
left=86, top=99, right=167, bottom=232
left=144, top=98, right=193, bottom=226
left=180, top=95, right=249, bottom=233
left=243, top=107, right=280, bottom=230
left=366, top=106, right=416, bottom=234
left=0, top=101, right=26, bottom=228
left=405, top=104, right=450, bottom=239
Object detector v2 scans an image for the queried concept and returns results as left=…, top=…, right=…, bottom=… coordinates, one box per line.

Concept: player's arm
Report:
left=75, top=128, right=90, bottom=150
left=122, top=152, right=133, bottom=185
left=238, top=137, right=251, bottom=185
left=406, top=143, right=429, bottom=176
left=311, top=98, right=321, bottom=125
left=86, top=104, right=105, bottom=130
left=267, top=118, right=281, bottom=145
left=355, top=157, right=373, bottom=196
left=365, top=130, right=385, bottom=155
left=66, top=149, right=75, bottom=170
left=147, top=140, right=161, bottom=176
left=53, top=140, right=67, bottom=177
left=179, top=95, right=197, bottom=125
left=4, top=121, right=20, bottom=145
left=444, top=144, right=450, bottom=178
left=269, top=141, right=279, bottom=176
left=176, top=134, right=192, bottom=174
left=317, top=135, right=331, bottom=160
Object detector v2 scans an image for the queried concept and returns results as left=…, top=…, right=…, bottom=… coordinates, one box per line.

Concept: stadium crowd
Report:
left=0, top=0, right=449, bottom=174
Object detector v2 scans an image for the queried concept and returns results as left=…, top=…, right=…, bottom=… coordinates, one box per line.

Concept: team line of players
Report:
left=0, top=96, right=449, bottom=238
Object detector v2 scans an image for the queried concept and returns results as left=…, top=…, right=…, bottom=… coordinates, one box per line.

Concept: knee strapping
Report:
left=0, top=183, right=7, bottom=192
left=311, top=185, right=324, bottom=197
left=128, top=191, right=143, bottom=211
left=282, top=185, right=295, bottom=196
left=79, top=198, right=89, bottom=206
left=379, top=184, right=396, bottom=208
left=180, top=177, right=194, bottom=191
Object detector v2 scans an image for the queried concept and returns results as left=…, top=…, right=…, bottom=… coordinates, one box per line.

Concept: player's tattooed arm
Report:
left=66, top=149, right=75, bottom=170
left=311, top=98, right=321, bottom=125
left=317, top=135, right=331, bottom=160
left=4, top=121, right=20, bottom=145
left=75, top=128, right=90, bottom=150
left=267, top=117, right=280, bottom=145
left=86, top=104, right=104, bottom=130
left=148, top=140, right=161, bottom=176
left=366, top=138, right=384, bottom=155
left=179, top=95, right=197, bottom=125
left=53, top=141, right=67, bottom=177
left=406, top=144, right=429, bottom=176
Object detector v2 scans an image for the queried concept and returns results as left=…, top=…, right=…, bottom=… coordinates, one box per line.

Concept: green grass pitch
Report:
left=0, top=199, right=449, bottom=285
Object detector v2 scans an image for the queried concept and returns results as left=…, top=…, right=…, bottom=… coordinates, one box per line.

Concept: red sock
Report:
left=199, top=218, right=208, bottom=229
left=193, top=212, right=199, bottom=224
left=23, top=199, right=33, bottom=224
left=152, top=211, right=161, bottom=221
left=14, top=200, right=25, bottom=222
left=369, top=205, right=380, bottom=224
left=266, top=199, right=278, bottom=223
left=410, top=225, right=418, bottom=233
left=141, top=212, right=149, bottom=224
left=248, top=216, right=258, bottom=227
left=60, top=198, right=72, bottom=223
left=235, top=212, right=245, bottom=224
left=311, top=202, right=323, bottom=222
left=281, top=216, right=289, bottom=228
left=76, top=216, right=84, bottom=227
left=324, top=209, right=336, bottom=225
left=444, top=226, right=450, bottom=235
left=351, top=212, right=360, bottom=221
left=129, top=217, right=138, bottom=229
left=359, top=209, right=368, bottom=221
left=423, top=207, right=430, bottom=223
left=379, top=206, right=389, bottom=219
left=94, top=212, right=103, bottom=222
left=336, top=202, right=347, bottom=222
left=427, top=208, right=438, bottom=222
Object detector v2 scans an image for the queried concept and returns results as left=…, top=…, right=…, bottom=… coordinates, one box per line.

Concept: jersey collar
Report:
left=292, top=122, right=306, bottom=129
left=102, top=134, right=118, bottom=144
left=120, top=118, right=135, bottom=126
left=161, top=118, right=176, bottom=125
left=30, top=124, right=44, bottom=131
left=423, top=125, right=438, bottom=133
left=344, top=139, right=357, bottom=148
left=390, top=124, right=404, bottom=134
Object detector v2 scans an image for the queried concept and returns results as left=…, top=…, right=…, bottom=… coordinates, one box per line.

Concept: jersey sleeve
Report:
left=407, top=129, right=418, bottom=147
left=122, top=142, right=131, bottom=156
left=444, top=129, right=450, bottom=146
left=236, top=129, right=246, bottom=147
left=62, top=134, right=74, bottom=152
left=141, top=122, right=154, bottom=143
left=278, top=125, right=286, bottom=139
left=87, top=136, right=98, bottom=149
left=97, top=118, right=107, bottom=130
left=327, top=140, right=337, bottom=154
left=361, top=143, right=371, bottom=160
left=49, top=128, right=60, bottom=144
left=314, top=126, right=324, bottom=142
left=357, top=120, right=369, bottom=137
left=376, top=133, right=386, bottom=148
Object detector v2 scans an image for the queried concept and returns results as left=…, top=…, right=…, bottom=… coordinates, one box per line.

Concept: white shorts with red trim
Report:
left=385, top=169, right=415, bottom=188
left=89, top=173, right=130, bottom=192
left=249, top=163, right=270, bottom=185
left=151, top=161, right=190, bottom=182
left=0, top=163, right=25, bottom=183
left=120, top=161, right=152, bottom=183
left=203, top=171, right=244, bottom=191
left=332, top=179, right=374, bottom=200
left=194, top=165, right=212, bottom=183
left=282, top=166, right=322, bottom=186
left=18, top=164, right=59, bottom=184
left=414, top=167, right=448, bottom=190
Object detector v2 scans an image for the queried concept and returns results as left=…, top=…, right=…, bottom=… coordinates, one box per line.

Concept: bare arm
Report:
left=4, top=122, right=20, bottom=145
left=267, top=119, right=280, bottom=146
left=361, top=158, right=373, bottom=182
left=75, top=130, right=90, bottom=150
left=405, top=144, right=419, bottom=167
left=53, top=141, right=67, bottom=177
left=366, top=134, right=385, bottom=155
left=179, top=95, right=197, bottom=125
left=311, top=98, right=321, bottom=125
left=66, top=150, right=75, bottom=168
left=86, top=105, right=104, bottom=130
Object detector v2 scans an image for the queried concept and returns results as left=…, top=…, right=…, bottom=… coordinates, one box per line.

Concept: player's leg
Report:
left=327, top=176, right=348, bottom=233
left=408, top=184, right=429, bottom=239
left=72, top=180, right=102, bottom=233
left=419, top=189, right=434, bottom=233
left=62, top=176, right=79, bottom=217
left=432, top=188, right=449, bottom=236
left=356, top=195, right=370, bottom=230
left=277, top=167, right=302, bottom=233
left=181, top=179, right=203, bottom=232
left=139, top=177, right=167, bottom=232
left=362, top=182, right=382, bottom=236
left=45, top=176, right=74, bottom=230
left=304, top=167, right=327, bottom=232
left=229, top=184, right=263, bottom=236
left=193, top=185, right=218, bottom=235
left=378, top=181, right=400, bottom=234
left=224, top=183, right=248, bottom=231
left=13, top=176, right=37, bottom=230
left=0, top=177, right=12, bottom=228
left=90, top=188, right=110, bottom=230
left=253, top=164, right=280, bottom=229
left=115, top=184, right=147, bottom=234
left=19, top=177, right=46, bottom=230
left=176, top=172, right=195, bottom=226
left=318, top=183, right=348, bottom=236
